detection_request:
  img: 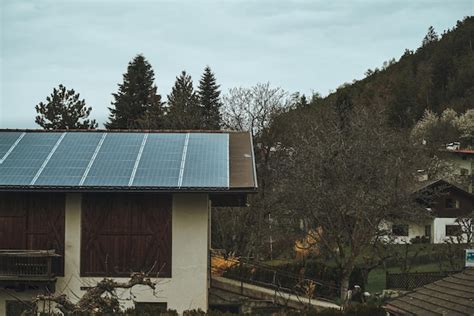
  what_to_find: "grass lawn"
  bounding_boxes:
[366,262,446,293]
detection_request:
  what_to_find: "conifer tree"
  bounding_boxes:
[106,55,164,129]
[422,26,439,46]
[166,71,200,129]
[35,84,98,130]
[197,66,222,129]
[334,89,353,131]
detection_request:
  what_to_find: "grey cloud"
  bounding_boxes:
[1,0,471,128]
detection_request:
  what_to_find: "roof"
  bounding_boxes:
[414,179,474,217]
[0,130,257,192]
[414,179,472,197]
[384,268,474,315]
[444,149,474,155]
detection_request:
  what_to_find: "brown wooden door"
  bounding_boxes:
[81,193,172,277]
[0,193,26,249]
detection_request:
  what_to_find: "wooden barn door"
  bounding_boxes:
[0,193,27,249]
[81,193,172,277]
[0,192,65,275]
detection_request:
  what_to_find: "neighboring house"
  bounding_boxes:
[0,130,257,315]
[384,268,474,315]
[439,148,474,193]
[389,179,474,244]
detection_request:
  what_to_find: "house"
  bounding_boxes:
[439,148,474,193]
[383,268,474,315]
[389,179,474,244]
[0,130,257,315]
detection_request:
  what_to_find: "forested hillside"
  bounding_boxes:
[307,17,473,128]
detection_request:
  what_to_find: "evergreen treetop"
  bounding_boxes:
[166,71,201,129]
[197,66,222,129]
[35,84,98,130]
[106,54,164,129]
[422,26,439,46]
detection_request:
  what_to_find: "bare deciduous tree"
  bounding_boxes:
[213,83,292,259]
[222,82,290,136]
[279,104,427,304]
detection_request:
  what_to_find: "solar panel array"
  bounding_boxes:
[0,132,229,189]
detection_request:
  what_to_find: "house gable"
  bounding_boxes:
[415,179,474,218]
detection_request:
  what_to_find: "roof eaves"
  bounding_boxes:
[0,128,249,134]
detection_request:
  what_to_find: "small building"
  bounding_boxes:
[0,130,257,315]
[439,148,474,193]
[384,268,474,315]
[389,179,474,244]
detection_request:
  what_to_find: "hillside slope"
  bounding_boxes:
[309,17,473,128]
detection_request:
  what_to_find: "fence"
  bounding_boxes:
[211,252,339,301]
[386,270,460,290]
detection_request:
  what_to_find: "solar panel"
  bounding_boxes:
[0,131,234,189]
[34,132,104,186]
[0,133,63,185]
[82,133,143,187]
[0,132,24,162]
[132,133,186,187]
[181,133,229,188]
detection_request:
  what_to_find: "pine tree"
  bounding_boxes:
[334,89,353,131]
[35,84,98,130]
[135,87,165,129]
[166,71,200,129]
[106,55,164,129]
[197,66,222,129]
[422,26,439,46]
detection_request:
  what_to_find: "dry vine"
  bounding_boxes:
[31,272,157,314]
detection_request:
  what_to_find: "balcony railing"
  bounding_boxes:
[0,250,60,283]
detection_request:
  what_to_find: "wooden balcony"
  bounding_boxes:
[0,250,60,289]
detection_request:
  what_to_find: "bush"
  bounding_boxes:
[409,236,430,244]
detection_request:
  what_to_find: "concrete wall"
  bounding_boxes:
[0,193,210,315]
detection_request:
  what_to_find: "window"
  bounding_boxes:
[446,225,462,236]
[424,225,431,237]
[445,198,460,209]
[392,224,409,236]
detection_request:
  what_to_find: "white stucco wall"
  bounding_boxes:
[381,218,471,245]
[392,223,427,244]
[0,193,210,315]
[380,220,429,244]
[432,217,463,244]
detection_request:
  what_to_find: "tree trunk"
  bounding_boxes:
[340,270,351,307]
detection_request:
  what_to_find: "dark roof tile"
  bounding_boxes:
[385,269,474,316]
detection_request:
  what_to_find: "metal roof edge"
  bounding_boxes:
[249,131,258,189]
[0,129,251,134]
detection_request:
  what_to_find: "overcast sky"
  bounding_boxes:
[1,0,472,128]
